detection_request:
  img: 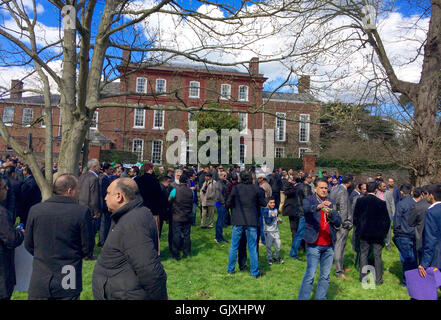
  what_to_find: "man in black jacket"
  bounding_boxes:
[0,177,24,300]
[353,182,390,285]
[98,162,113,247]
[92,178,167,300]
[17,165,41,228]
[226,171,267,278]
[25,174,94,300]
[408,186,431,265]
[393,184,418,285]
[169,173,194,259]
[267,170,282,209]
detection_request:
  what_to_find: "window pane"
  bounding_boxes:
[156,79,166,93]
[239,85,248,101]
[152,140,162,164]
[22,108,33,126]
[221,84,231,99]
[153,110,164,128]
[136,78,147,93]
[239,113,247,132]
[299,114,310,142]
[91,111,98,129]
[132,139,144,161]
[189,81,200,97]
[134,109,144,127]
[3,107,14,125]
[275,113,286,141]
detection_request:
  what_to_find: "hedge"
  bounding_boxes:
[316,158,396,174]
[100,150,138,164]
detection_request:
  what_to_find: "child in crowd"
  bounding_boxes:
[262,197,284,265]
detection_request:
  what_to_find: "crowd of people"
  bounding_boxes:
[0,155,440,300]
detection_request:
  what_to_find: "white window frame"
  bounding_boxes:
[156,78,166,95]
[299,147,310,158]
[220,84,231,100]
[22,108,33,127]
[275,112,286,142]
[3,107,14,126]
[299,114,310,143]
[239,112,248,134]
[275,147,285,158]
[90,111,98,130]
[151,140,163,164]
[153,109,165,130]
[189,81,200,98]
[238,85,249,102]
[133,108,146,128]
[132,139,144,161]
[136,77,147,93]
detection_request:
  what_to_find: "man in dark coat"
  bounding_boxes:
[282,177,301,248]
[0,177,24,300]
[2,166,21,223]
[353,181,390,285]
[168,173,194,259]
[226,171,267,278]
[98,163,113,247]
[298,178,341,300]
[419,183,441,278]
[267,170,282,209]
[92,178,167,300]
[17,165,41,228]
[135,162,167,226]
[78,158,102,259]
[393,184,417,285]
[408,186,431,265]
[25,174,94,300]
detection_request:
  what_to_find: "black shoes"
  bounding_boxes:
[251,273,263,279]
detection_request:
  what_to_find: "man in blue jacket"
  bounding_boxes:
[418,183,441,278]
[298,178,342,300]
[393,184,417,286]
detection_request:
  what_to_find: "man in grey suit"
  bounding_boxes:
[329,174,354,279]
[408,186,431,265]
[384,182,396,250]
[78,158,101,260]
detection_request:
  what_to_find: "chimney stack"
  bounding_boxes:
[10,80,24,99]
[122,49,131,65]
[298,75,310,94]
[249,57,259,76]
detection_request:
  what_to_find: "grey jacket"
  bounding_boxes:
[200,179,217,206]
[330,184,352,229]
[78,171,101,215]
[384,189,395,219]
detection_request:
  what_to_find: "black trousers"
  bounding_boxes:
[98,210,111,247]
[289,215,299,241]
[359,240,384,284]
[170,220,191,258]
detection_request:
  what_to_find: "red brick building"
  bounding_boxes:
[0,58,320,165]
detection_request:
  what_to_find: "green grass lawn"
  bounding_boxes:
[12,209,411,300]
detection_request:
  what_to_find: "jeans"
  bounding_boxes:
[394,236,418,285]
[273,192,280,210]
[298,244,334,300]
[290,215,305,258]
[228,226,260,276]
[265,231,281,262]
[215,204,227,242]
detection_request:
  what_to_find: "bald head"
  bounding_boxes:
[53,174,79,198]
[105,178,140,212]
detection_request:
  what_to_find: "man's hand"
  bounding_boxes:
[93,212,101,219]
[418,265,427,278]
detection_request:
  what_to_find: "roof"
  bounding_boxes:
[0,94,60,106]
[262,91,320,104]
[89,129,113,145]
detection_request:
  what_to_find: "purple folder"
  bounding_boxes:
[405,267,441,300]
